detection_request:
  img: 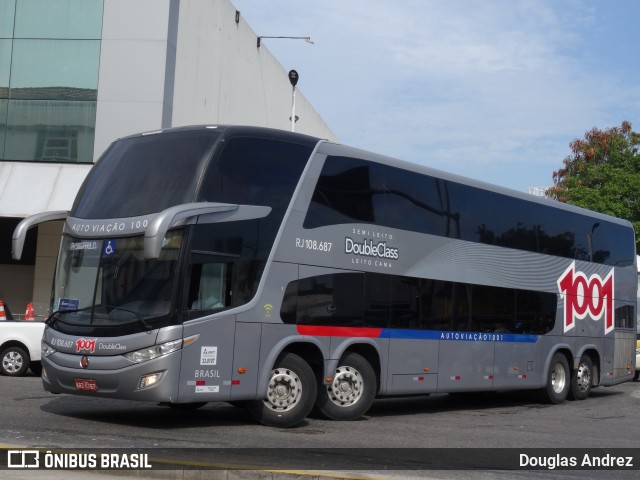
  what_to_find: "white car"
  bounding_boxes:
[0,320,45,376]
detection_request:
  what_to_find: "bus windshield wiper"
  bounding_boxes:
[46,304,153,332]
[92,304,154,332]
[45,308,79,328]
[46,306,101,328]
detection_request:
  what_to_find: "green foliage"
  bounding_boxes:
[546,121,640,253]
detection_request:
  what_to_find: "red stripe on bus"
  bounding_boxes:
[296,325,382,337]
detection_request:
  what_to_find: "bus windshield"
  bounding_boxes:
[72,130,219,219]
[51,231,183,332]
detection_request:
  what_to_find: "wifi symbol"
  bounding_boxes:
[264,304,273,317]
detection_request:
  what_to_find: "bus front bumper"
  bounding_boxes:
[40,352,181,403]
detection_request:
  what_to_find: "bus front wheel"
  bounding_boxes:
[569,356,593,401]
[246,353,316,428]
[316,352,376,421]
[539,352,570,404]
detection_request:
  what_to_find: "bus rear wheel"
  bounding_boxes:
[539,352,570,404]
[316,352,376,421]
[569,356,593,401]
[246,352,316,428]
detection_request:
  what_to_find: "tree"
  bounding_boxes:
[546,121,640,254]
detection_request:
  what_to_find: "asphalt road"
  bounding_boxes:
[1,373,639,479]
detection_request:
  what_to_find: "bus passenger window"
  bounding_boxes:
[189,263,227,311]
[296,273,364,326]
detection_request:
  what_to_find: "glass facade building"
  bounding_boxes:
[0,0,335,321]
[0,0,103,163]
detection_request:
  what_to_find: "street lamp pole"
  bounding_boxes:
[288,70,298,132]
[256,36,312,132]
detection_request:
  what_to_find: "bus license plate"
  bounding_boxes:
[75,378,98,391]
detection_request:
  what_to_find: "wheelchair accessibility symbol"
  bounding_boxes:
[104,240,116,256]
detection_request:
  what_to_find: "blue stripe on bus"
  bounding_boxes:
[297,325,539,343]
[381,329,538,343]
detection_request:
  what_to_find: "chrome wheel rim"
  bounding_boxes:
[3,351,23,374]
[327,366,364,407]
[551,362,567,394]
[263,367,302,412]
[575,362,592,393]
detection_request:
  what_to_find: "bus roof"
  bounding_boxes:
[109,125,632,230]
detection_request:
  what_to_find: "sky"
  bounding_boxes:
[231,0,640,194]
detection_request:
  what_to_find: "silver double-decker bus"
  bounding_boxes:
[13,125,637,427]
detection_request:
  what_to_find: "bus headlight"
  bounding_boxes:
[41,340,57,357]
[123,339,182,364]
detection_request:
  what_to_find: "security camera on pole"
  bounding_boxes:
[289,69,298,132]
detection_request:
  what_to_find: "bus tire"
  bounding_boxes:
[246,352,316,428]
[539,352,570,404]
[316,352,376,421]
[569,356,593,401]
[1,346,30,376]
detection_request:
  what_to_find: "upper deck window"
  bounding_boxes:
[72,130,219,218]
[304,156,445,234]
[304,156,635,267]
[197,136,313,212]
